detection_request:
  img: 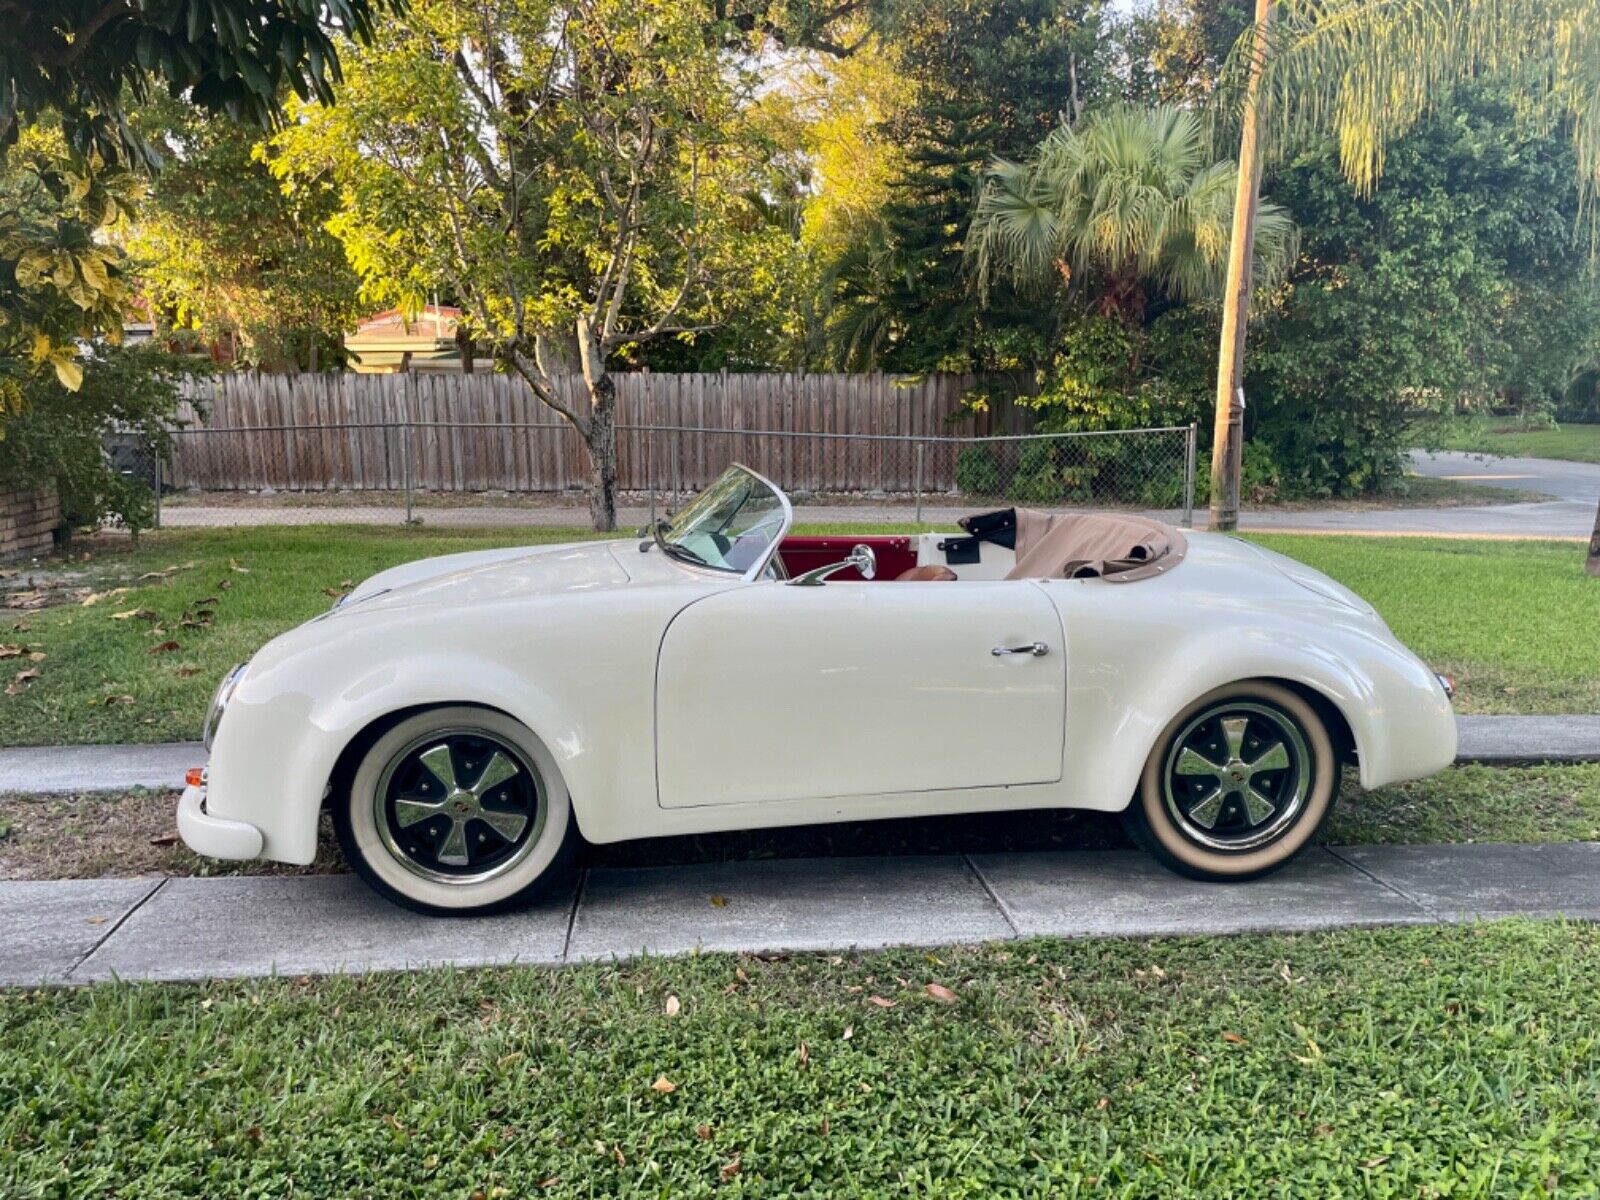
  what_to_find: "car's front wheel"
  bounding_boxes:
[334,706,578,915]
[1123,681,1338,881]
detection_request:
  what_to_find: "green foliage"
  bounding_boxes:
[1249,86,1600,495]
[953,443,1004,496]
[0,345,196,536]
[968,105,1297,321]
[0,129,138,413]
[819,0,1112,372]
[5,922,1600,1194]
[125,95,361,370]
[0,0,391,166]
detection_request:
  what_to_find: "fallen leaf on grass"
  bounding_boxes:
[176,666,202,678]
[216,579,235,591]
[103,694,135,706]
[664,994,681,1016]
[136,562,196,581]
[148,641,181,655]
[1221,1031,1247,1045]
[867,996,897,1009]
[924,983,958,1005]
[537,1178,561,1190]
[0,644,23,658]
[149,833,179,847]
[695,1124,713,1141]
[6,667,42,694]
[797,1041,810,1067]
[228,558,250,573]
[841,1025,853,1040]
[1362,1156,1391,1169]
[111,609,160,622]
[650,1076,676,1094]
[720,1158,742,1180]
[81,587,130,606]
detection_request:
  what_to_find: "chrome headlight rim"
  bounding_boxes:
[203,662,248,751]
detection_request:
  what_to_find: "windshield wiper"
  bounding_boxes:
[656,533,713,568]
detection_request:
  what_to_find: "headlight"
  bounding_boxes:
[203,663,248,751]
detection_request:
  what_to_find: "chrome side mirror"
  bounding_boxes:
[789,543,877,586]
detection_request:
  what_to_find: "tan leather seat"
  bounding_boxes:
[895,564,958,582]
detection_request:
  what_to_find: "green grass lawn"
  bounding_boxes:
[1413,416,1600,464]
[1247,534,1600,715]
[3,920,1597,1196]
[1,524,1594,746]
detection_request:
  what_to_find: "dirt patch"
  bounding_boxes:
[0,790,344,881]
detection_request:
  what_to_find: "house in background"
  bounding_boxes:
[345,305,477,374]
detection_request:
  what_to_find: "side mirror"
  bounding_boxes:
[848,543,877,580]
[789,542,878,586]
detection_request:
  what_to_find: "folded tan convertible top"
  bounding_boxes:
[1005,509,1186,582]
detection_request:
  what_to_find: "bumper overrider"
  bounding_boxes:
[177,663,264,861]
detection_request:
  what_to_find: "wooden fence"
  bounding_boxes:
[168,371,1040,494]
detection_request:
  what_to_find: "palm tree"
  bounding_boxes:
[1209,0,1600,531]
[966,104,1298,327]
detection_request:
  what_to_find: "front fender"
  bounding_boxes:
[203,592,675,864]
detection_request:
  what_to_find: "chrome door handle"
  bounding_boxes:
[992,642,1049,657]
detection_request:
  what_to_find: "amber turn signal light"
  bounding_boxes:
[185,767,206,788]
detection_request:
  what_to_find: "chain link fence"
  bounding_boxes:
[124,421,1196,530]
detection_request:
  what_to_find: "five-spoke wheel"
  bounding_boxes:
[1124,682,1337,880]
[334,707,577,914]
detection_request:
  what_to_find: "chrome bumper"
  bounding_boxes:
[177,781,264,860]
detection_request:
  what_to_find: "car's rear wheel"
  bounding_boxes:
[1123,681,1338,881]
[334,706,578,915]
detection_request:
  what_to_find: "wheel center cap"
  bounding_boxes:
[1227,766,1248,784]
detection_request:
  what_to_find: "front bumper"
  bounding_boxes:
[177,782,264,860]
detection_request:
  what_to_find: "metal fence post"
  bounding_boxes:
[1182,423,1198,529]
[914,442,925,525]
[153,444,162,530]
[671,427,682,512]
[647,428,657,527]
[401,421,414,525]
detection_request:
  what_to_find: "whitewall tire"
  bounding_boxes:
[334,706,578,915]
[1123,681,1338,881]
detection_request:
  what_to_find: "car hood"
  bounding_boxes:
[336,540,633,614]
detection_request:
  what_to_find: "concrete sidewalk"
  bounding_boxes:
[5,841,1598,987]
[4,714,1596,795]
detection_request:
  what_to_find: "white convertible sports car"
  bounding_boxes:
[179,464,1457,914]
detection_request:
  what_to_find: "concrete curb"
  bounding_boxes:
[4,842,1597,988]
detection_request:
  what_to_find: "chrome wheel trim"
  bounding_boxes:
[372,727,547,886]
[1161,701,1312,852]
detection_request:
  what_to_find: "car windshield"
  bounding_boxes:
[656,466,788,575]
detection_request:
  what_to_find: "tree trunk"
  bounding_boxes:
[576,316,619,532]
[1208,0,1274,532]
[1588,494,1600,577]
[585,376,619,532]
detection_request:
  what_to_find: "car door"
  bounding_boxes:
[655,580,1065,809]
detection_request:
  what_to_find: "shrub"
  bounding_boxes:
[0,346,199,539]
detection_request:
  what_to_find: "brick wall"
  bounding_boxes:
[0,484,61,561]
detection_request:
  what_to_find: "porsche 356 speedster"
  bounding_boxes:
[179,464,1456,914]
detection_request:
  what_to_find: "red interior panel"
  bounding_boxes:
[777,535,917,582]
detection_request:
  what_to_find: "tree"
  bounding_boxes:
[0,0,388,410]
[967,105,1296,325]
[0,0,389,163]
[273,0,786,530]
[1206,0,1600,530]
[0,129,136,417]
[126,95,361,370]
[816,0,1111,372]
[1249,85,1600,495]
